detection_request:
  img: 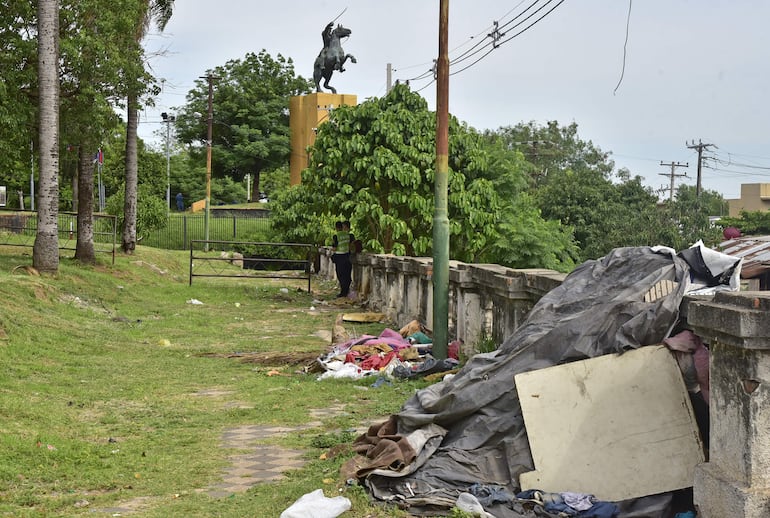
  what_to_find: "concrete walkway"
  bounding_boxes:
[203,404,350,498]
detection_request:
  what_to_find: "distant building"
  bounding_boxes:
[727,183,770,217]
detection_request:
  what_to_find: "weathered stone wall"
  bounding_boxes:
[318,249,565,352]
[687,292,770,518]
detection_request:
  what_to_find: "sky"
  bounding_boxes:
[139,0,770,201]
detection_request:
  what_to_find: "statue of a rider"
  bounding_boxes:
[314,20,356,93]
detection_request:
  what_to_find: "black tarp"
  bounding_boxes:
[360,246,694,517]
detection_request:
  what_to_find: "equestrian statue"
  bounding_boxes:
[314,22,356,94]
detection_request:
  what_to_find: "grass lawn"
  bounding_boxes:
[0,245,431,517]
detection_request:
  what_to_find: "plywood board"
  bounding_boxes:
[516,345,704,501]
[342,312,386,323]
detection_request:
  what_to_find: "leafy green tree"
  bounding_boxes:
[0,2,37,198]
[174,50,313,200]
[56,0,145,263]
[271,85,578,271]
[492,121,614,189]
[664,185,728,247]
[494,121,698,260]
[105,184,166,239]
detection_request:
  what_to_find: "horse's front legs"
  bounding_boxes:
[338,54,357,73]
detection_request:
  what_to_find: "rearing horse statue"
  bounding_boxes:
[314,22,357,94]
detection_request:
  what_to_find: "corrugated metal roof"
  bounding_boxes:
[719,237,770,278]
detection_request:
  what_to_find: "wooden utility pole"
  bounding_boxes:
[433,0,450,359]
[659,161,688,201]
[201,74,217,251]
[686,140,715,197]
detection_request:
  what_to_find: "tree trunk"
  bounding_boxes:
[75,146,95,263]
[122,93,139,253]
[71,173,78,213]
[33,0,60,273]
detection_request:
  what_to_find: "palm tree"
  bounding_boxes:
[33,0,60,272]
[122,0,174,253]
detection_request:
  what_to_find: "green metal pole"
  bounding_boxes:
[432,0,450,359]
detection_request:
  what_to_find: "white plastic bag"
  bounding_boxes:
[280,489,351,518]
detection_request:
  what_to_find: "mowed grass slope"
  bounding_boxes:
[0,245,423,517]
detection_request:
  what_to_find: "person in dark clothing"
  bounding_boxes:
[176,192,184,211]
[332,220,354,298]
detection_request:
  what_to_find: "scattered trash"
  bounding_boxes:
[371,377,392,389]
[234,302,241,308]
[280,489,351,518]
[158,339,171,347]
[310,306,316,311]
[280,288,289,294]
[186,299,203,305]
[456,493,494,518]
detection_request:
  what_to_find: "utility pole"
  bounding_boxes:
[386,63,392,94]
[433,0,450,360]
[162,112,176,215]
[686,139,715,197]
[659,161,688,201]
[201,74,217,251]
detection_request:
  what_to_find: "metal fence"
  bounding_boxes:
[141,211,272,250]
[189,239,314,291]
[0,209,116,262]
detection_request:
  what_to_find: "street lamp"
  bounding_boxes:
[161,112,176,215]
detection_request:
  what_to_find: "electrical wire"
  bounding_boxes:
[450,0,566,77]
[613,0,632,95]
[394,0,551,86]
[448,0,545,69]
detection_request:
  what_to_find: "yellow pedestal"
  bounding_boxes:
[289,93,357,185]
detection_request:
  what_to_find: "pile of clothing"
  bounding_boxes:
[316,324,459,381]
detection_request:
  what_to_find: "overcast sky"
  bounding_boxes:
[139,0,770,200]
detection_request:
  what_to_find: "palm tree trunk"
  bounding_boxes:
[122,93,139,253]
[33,0,60,273]
[75,146,95,263]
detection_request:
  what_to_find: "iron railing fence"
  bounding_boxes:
[141,212,272,250]
[0,209,116,262]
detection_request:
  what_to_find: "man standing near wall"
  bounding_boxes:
[332,220,354,298]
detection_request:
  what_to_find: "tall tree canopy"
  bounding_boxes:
[271,85,579,271]
[492,121,727,261]
[175,50,313,203]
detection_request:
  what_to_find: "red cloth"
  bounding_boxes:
[361,350,398,371]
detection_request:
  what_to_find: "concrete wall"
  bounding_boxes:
[318,249,565,353]
[688,292,770,517]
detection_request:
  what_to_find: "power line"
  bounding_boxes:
[450,0,566,77]
[395,0,565,85]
